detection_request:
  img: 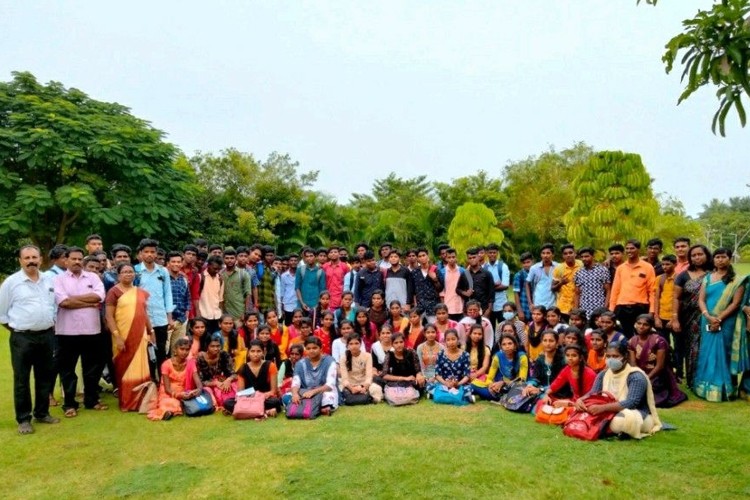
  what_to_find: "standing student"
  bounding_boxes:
[1,245,59,434]
[609,239,656,338]
[644,238,665,276]
[673,237,691,276]
[465,247,495,319]
[181,244,202,320]
[438,248,471,321]
[355,251,385,308]
[197,255,224,336]
[604,243,625,284]
[53,247,107,417]
[256,246,278,314]
[412,247,441,322]
[166,251,191,354]
[134,238,174,371]
[653,254,677,343]
[484,243,510,328]
[295,247,327,315]
[280,253,299,325]
[221,247,252,325]
[551,244,583,321]
[384,249,414,312]
[526,244,559,310]
[322,246,349,310]
[513,252,534,322]
[377,242,392,270]
[342,257,361,305]
[573,247,611,320]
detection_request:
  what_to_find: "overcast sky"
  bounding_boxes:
[2,0,747,216]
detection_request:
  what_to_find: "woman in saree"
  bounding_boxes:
[105,263,154,412]
[628,314,687,408]
[694,248,747,402]
[574,340,662,440]
[191,332,237,409]
[672,244,712,387]
[286,336,339,415]
[148,338,202,420]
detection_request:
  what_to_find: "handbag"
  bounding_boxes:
[432,385,469,406]
[181,389,215,417]
[498,380,535,413]
[384,385,420,406]
[285,393,323,419]
[562,392,618,441]
[342,389,373,406]
[233,393,266,420]
[534,400,572,425]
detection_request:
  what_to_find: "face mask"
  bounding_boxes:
[606,358,624,371]
[502,312,515,321]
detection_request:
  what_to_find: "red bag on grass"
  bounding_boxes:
[562,392,617,441]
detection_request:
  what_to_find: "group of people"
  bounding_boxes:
[1,234,749,439]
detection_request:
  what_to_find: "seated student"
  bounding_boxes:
[256,325,282,368]
[574,340,663,439]
[382,333,426,392]
[546,306,567,340]
[465,324,491,384]
[598,311,625,345]
[194,332,238,409]
[458,300,494,349]
[314,311,336,355]
[334,291,356,325]
[522,330,567,402]
[286,309,305,355]
[473,334,528,401]
[403,308,426,349]
[236,340,282,417]
[354,307,379,352]
[434,303,458,344]
[188,317,208,360]
[628,314,687,408]
[562,327,588,355]
[313,291,332,328]
[587,330,607,373]
[416,324,444,393]
[339,333,383,404]
[236,310,260,371]
[539,344,596,408]
[525,306,548,362]
[433,329,474,403]
[265,309,288,361]
[331,320,355,364]
[386,300,409,333]
[148,338,202,420]
[372,324,394,382]
[495,303,527,349]
[214,314,240,372]
[279,344,304,395]
[368,290,389,331]
[568,309,592,348]
[288,318,314,354]
[286,336,339,416]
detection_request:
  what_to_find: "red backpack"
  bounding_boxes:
[562,392,618,441]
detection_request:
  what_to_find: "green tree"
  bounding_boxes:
[564,151,660,250]
[0,71,195,258]
[447,202,505,262]
[699,196,750,253]
[502,143,594,253]
[653,194,704,245]
[641,0,750,135]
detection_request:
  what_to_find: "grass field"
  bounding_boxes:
[1,328,750,499]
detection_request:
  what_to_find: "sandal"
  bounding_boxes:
[49,395,59,407]
[64,408,77,418]
[89,402,109,411]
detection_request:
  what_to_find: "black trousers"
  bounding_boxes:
[283,311,295,326]
[10,328,55,423]
[614,304,649,339]
[153,325,169,369]
[58,334,104,410]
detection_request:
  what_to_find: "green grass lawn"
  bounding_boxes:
[1,329,750,499]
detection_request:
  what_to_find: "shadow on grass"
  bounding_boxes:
[102,462,206,498]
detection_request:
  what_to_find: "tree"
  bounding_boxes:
[652,194,704,245]
[447,202,505,262]
[502,143,594,253]
[564,151,660,250]
[699,196,750,253]
[0,71,196,258]
[641,0,750,135]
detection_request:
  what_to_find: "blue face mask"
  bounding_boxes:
[606,358,624,372]
[502,312,515,321]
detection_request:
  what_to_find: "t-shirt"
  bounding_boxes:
[574,264,611,317]
[656,273,676,320]
[526,262,558,309]
[552,260,583,314]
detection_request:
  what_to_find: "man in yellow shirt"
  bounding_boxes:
[654,254,680,377]
[551,244,583,321]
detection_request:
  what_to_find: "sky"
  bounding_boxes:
[1,0,747,216]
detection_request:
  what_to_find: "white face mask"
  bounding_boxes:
[606,358,624,371]
[502,312,515,321]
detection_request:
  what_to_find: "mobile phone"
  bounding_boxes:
[705,324,712,332]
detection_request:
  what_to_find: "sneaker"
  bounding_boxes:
[18,421,34,435]
[470,395,476,404]
[35,415,60,424]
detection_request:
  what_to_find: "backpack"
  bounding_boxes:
[199,271,223,294]
[438,266,473,290]
[483,260,503,283]
[562,392,618,441]
[299,265,323,285]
